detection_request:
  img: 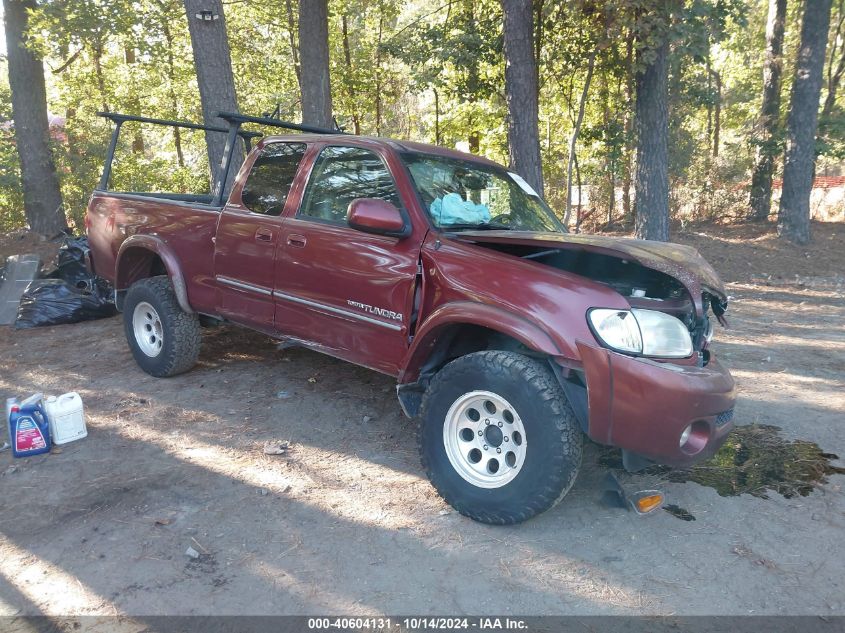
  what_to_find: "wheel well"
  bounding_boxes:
[150,256,167,276]
[419,324,537,377]
[397,324,543,418]
[115,248,167,310]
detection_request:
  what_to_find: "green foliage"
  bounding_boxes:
[0,62,25,231]
[0,136,26,231]
[1,0,844,231]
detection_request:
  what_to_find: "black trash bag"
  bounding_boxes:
[14,279,117,329]
[44,235,94,291]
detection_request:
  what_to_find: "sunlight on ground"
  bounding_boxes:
[0,338,666,614]
[731,370,844,392]
[721,333,845,353]
[690,231,776,246]
[0,595,14,615]
[0,536,113,615]
[98,405,423,530]
[58,382,655,611]
[96,407,656,611]
[246,558,381,614]
[487,544,656,610]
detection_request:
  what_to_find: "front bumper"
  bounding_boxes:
[574,340,736,468]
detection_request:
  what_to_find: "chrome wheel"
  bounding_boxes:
[132,301,164,357]
[443,390,527,489]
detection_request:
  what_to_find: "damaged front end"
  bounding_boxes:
[451,231,729,365]
[451,230,736,470]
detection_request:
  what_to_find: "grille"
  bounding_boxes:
[715,409,734,427]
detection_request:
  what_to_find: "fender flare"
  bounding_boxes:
[399,300,572,383]
[116,235,193,314]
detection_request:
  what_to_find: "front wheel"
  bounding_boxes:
[419,351,582,525]
[123,276,201,377]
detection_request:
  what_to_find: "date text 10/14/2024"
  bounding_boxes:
[308,618,529,631]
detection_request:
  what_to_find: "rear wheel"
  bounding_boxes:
[123,276,201,377]
[419,351,582,525]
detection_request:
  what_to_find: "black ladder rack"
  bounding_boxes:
[96,111,262,195]
[215,111,343,136]
[96,110,345,205]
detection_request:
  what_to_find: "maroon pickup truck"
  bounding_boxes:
[86,112,735,524]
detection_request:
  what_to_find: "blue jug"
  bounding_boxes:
[9,396,51,458]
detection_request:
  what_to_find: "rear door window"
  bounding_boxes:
[240,142,307,216]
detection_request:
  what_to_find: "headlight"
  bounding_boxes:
[588,308,693,358]
[588,309,642,354]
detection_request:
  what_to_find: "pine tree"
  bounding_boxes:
[3,0,66,236]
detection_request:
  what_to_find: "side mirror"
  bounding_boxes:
[347,198,409,238]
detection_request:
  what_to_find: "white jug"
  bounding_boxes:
[44,392,87,445]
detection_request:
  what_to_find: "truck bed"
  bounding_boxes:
[86,191,220,314]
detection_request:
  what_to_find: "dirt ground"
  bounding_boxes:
[0,221,844,619]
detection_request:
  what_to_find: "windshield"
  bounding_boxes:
[401,153,565,232]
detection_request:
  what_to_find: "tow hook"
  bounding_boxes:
[602,472,665,515]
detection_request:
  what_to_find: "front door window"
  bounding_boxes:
[299,146,401,223]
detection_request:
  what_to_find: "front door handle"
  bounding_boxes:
[287,234,307,248]
[255,227,274,243]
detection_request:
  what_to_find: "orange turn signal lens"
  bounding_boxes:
[635,494,664,514]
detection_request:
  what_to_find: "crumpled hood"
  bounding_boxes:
[450,230,728,306]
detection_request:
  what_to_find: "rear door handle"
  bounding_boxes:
[255,227,274,243]
[287,234,307,248]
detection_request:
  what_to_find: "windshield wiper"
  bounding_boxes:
[441,222,513,232]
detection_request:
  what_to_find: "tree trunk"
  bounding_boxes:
[434,88,441,145]
[3,0,66,236]
[634,39,670,242]
[341,14,361,135]
[563,49,596,226]
[126,48,145,155]
[92,43,110,113]
[574,151,583,232]
[183,0,241,193]
[298,0,334,129]
[501,0,544,196]
[534,0,544,90]
[375,1,384,135]
[464,2,481,153]
[706,52,713,151]
[602,72,615,226]
[711,69,721,158]
[778,0,833,244]
[284,0,302,93]
[749,0,788,222]
[822,0,845,119]
[161,18,185,168]
[469,130,480,154]
[622,34,634,222]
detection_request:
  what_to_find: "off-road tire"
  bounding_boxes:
[123,275,201,377]
[419,351,583,525]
